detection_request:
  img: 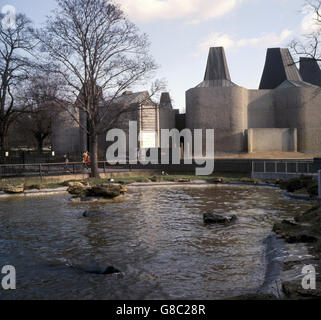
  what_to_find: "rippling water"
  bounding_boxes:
[0,185,313,300]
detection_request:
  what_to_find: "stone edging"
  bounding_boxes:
[0,187,68,198]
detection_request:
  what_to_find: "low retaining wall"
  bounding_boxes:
[0,170,160,185]
[248,128,298,152]
[252,172,317,180]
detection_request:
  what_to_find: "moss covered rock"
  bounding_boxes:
[3,185,25,194]
[151,176,164,183]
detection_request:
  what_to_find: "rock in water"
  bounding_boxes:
[67,185,88,197]
[3,185,24,194]
[204,213,237,225]
[87,185,122,198]
[83,210,105,218]
[102,266,121,275]
[68,184,127,199]
[70,259,121,275]
[85,266,120,275]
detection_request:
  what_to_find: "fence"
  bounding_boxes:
[251,160,317,180]
[0,162,127,179]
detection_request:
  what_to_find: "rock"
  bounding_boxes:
[68,184,127,200]
[3,185,24,194]
[283,281,321,299]
[273,221,318,243]
[286,234,318,244]
[25,184,44,190]
[295,205,321,223]
[70,260,121,275]
[279,175,315,193]
[67,181,86,188]
[240,177,254,183]
[85,266,121,275]
[119,185,128,194]
[281,220,298,227]
[136,178,152,183]
[151,176,163,183]
[87,185,122,198]
[211,177,224,184]
[177,178,191,183]
[101,266,121,275]
[67,185,88,197]
[204,213,237,225]
[83,210,105,218]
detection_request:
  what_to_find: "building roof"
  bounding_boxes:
[112,91,155,106]
[259,48,303,89]
[197,47,237,88]
[276,80,317,89]
[159,92,173,109]
[300,57,321,87]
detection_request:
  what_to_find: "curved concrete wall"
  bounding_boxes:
[186,86,248,153]
[186,85,321,154]
[275,87,321,153]
[248,90,275,128]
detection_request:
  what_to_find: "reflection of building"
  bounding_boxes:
[186,47,321,154]
[52,46,321,158]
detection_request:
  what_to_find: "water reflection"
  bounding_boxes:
[0,185,313,300]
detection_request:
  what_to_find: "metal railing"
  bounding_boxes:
[252,160,316,175]
[0,161,127,179]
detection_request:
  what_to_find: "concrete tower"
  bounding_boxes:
[259,48,303,89]
[300,57,321,87]
[160,92,173,109]
[197,47,237,88]
[186,47,247,153]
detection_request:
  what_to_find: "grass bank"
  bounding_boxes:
[0,172,254,191]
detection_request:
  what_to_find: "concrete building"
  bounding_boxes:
[52,46,321,158]
[185,47,321,154]
[52,90,178,159]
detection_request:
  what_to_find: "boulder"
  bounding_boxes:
[70,260,121,275]
[87,185,122,198]
[68,184,127,199]
[211,177,224,184]
[84,266,120,275]
[67,185,88,197]
[204,213,237,225]
[25,184,44,190]
[119,185,128,194]
[3,185,24,194]
[136,178,152,183]
[83,210,105,218]
[151,176,163,183]
[273,220,318,243]
[67,181,86,188]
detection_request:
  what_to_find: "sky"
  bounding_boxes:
[0,0,317,112]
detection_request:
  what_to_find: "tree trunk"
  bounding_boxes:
[37,137,44,153]
[0,128,8,151]
[38,139,43,153]
[90,133,100,178]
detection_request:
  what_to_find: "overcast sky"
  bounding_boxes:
[1,0,316,111]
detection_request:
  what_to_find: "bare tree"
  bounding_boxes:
[36,0,162,177]
[18,74,61,152]
[289,0,321,61]
[0,13,35,152]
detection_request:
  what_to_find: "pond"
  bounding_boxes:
[0,185,313,300]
